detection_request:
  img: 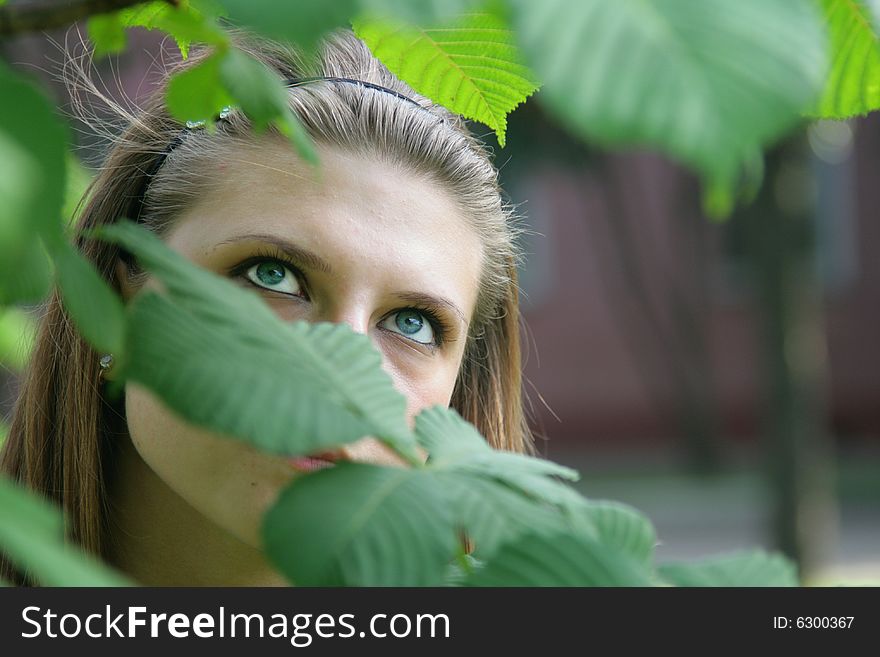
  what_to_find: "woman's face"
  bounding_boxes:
[121,139,483,549]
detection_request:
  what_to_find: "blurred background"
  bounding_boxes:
[501,103,880,585]
[1,25,878,585]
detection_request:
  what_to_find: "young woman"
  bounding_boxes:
[1,30,530,585]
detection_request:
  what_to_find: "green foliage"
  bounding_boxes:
[49,240,126,356]
[584,500,658,569]
[0,241,53,307]
[437,473,581,559]
[87,13,127,58]
[93,220,418,461]
[219,49,317,163]
[265,463,457,586]
[0,476,132,586]
[0,63,66,304]
[414,406,594,562]
[416,406,580,500]
[262,404,602,586]
[217,0,490,55]
[0,64,117,354]
[465,530,654,586]
[126,0,229,55]
[220,0,357,52]
[166,51,235,124]
[90,0,228,59]
[815,0,880,118]
[0,130,43,299]
[354,11,539,146]
[165,46,317,163]
[508,0,828,216]
[407,409,657,580]
[62,154,94,228]
[658,551,799,587]
[0,307,36,371]
[218,49,287,130]
[358,0,482,25]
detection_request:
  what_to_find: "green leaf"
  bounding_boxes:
[87,13,128,58]
[273,110,319,166]
[219,0,356,52]
[93,220,418,460]
[584,500,657,569]
[265,403,599,586]
[465,529,654,586]
[815,0,880,118]
[264,463,456,586]
[0,239,53,306]
[219,49,318,163]
[509,0,827,205]
[0,130,41,272]
[358,0,482,25]
[0,307,37,371]
[415,406,595,559]
[118,0,228,58]
[0,476,132,586]
[124,292,412,457]
[63,153,93,228]
[416,406,582,506]
[445,550,481,585]
[189,0,228,16]
[0,63,66,302]
[435,471,583,559]
[166,51,234,124]
[354,11,539,146]
[48,240,126,355]
[219,49,282,129]
[658,550,799,587]
[0,419,7,450]
[118,0,169,27]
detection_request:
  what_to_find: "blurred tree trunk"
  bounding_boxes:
[742,145,838,580]
[599,159,723,475]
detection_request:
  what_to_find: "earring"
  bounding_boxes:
[98,354,114,378]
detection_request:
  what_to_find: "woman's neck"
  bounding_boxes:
[106,435,288,586]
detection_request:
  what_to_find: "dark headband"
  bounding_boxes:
[130,76,430,224]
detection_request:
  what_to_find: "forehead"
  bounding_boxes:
[167,138,484,318]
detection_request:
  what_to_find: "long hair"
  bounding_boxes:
[0,29,531,585]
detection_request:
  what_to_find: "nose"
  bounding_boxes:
[314,300,372,338]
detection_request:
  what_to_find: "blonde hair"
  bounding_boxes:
[1,30,531,585]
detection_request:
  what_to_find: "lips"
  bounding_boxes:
[287,449,346,473]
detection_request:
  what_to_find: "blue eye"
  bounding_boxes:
[381,309,435,345]
[245,260,302,296]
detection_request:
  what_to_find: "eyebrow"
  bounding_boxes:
[395,291,467,327]
[214,233,333,274]
[214,233,468,327]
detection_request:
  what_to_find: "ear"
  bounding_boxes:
[114,257,136,303]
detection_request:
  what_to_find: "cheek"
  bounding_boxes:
[123,382,295,548]
[382,353,464,427]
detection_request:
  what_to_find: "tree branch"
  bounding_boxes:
[0,0,176,37]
